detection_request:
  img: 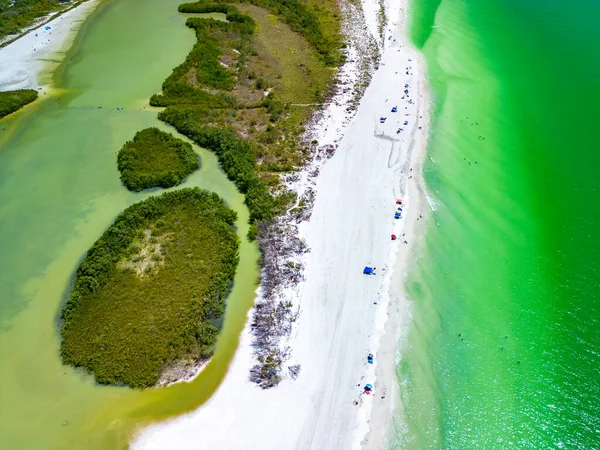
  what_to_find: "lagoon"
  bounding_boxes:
[0,0,259,448]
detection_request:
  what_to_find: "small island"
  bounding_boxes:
[60,188,239,388]
[117,127,199,192]
[0,89,38,119]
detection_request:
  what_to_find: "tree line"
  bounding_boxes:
[0,0,73,40]
[0,89,37,119]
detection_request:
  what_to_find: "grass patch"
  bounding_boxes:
[0,89,38,119]
[117,127,199,192]
[60,188,240,388]
[150,3,339,236]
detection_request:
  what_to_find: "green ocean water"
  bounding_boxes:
[0,1,259,448]
[393,0,600,448]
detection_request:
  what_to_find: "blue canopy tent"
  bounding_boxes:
[363,267,374,275]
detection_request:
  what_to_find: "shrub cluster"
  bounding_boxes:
[179,2,256,34]
[0,89,38,119]
[150,7,277,232]
[117,127,199,192]
[179,0,340,65]
[60,188,240,388]
[149,3,338,237]
[159,107,275,225]
[150,14,250,108]
[0,0,67,39]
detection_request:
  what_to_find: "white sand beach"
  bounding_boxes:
[0,0,99,92]
[133,0,431,447]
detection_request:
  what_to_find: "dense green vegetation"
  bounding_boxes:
[179,0,341,66]
[117,127,199,192]
[0,89,38,118]
[60,188,239,388]
[0,0,75,41]
[151,2,339,236]
[158,111,275,225]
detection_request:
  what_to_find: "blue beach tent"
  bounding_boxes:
[363,267,374,275]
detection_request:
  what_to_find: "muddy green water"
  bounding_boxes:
[0,1,258,448]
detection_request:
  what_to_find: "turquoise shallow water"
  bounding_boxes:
[392,0,600,448]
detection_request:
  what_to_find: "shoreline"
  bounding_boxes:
[0,1,89,48]
[0,0,100,92]
[133,0,431,447]
[361,0,433,446]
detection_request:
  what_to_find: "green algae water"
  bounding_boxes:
[0,0,259,448]
[392,0,600,447]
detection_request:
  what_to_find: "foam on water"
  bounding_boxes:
[390,0,600,447]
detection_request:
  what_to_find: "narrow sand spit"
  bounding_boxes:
[0,0,99,92]
[133,0,430,448]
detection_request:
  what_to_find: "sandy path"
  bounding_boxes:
[133,0,430,447]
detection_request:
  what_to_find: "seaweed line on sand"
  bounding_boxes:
[248,0,380,389]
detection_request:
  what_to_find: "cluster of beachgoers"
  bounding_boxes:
[0,1,99,92]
